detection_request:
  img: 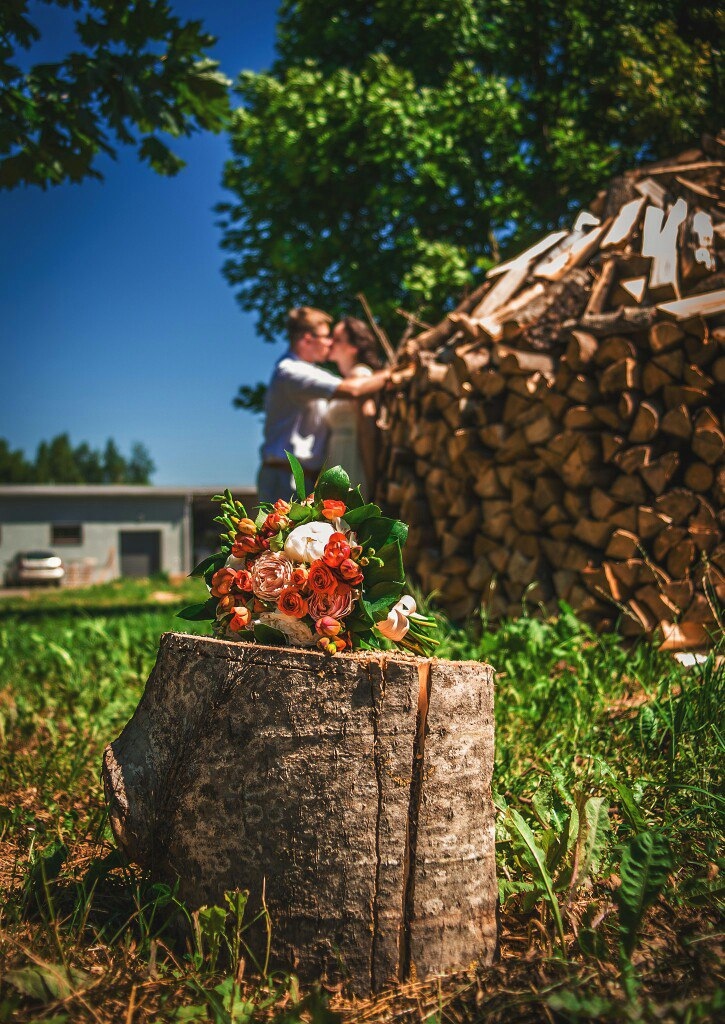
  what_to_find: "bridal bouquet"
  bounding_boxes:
[179,455,438,657]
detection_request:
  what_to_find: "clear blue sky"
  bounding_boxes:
[0,1,281,487]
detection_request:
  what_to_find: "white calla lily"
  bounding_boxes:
[374,595,417,642]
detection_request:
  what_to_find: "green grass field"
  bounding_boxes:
[0,579,722,1022]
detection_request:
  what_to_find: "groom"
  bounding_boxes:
[257,306,391,504]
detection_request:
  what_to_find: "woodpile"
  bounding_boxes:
[379,136,725,646]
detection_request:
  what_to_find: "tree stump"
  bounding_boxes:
[102,632,497,993]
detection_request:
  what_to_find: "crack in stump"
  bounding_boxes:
[399,660,431,980]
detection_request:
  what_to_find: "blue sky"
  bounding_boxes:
[0,1,281,486]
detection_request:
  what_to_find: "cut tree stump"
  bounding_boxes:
[102,632,497,994]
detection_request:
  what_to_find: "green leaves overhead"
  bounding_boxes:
[220,0,720,340]
[0,1,230,189]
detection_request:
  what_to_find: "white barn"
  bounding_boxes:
[0,485,256,585]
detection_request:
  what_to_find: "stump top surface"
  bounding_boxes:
[169,630,493,671]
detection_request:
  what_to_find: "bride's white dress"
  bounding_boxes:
[325,364,372,494]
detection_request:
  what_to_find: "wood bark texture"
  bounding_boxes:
[103,632,497,995]
[379,140,725,646]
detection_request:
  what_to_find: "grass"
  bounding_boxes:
[0,581,722,1022]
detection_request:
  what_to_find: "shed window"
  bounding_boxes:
[51,524,83,546]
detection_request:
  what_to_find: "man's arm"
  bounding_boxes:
[334,368,391,398]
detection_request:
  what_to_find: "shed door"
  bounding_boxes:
[119,531,161,577]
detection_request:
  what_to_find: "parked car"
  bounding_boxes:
[5,551,65,587]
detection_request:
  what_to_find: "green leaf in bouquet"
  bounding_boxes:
[255,507,268,529]
[347,603,375,630]
[288,502,317,523]
[315,464,351,501]
[346,485,366,510]
[178,597,218,621]
[343,502,382,528]
[357,516,408,551]
[363,540,404,588]
[269,531,285,551]
[365,580,405,607]
[253,623,289,647]
[189,553,226,578]
[364,591,405,622]
[285,450,307,500]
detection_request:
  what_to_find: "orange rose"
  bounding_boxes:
[277,588,308,619]
[232,535,260,557]
[290,566,309,589]
[273,499,291,514]
[323,532,351,568]
[233,569,253,592]
[211,567,237,597]
[236,518,258,536]
[320,499,346,521]
[216,594,236,615]
[262,512,290,535]
[308,560,337,594]
[337,558,364,585]
[228,606,252,632]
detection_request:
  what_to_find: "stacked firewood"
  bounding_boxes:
[380,136,725,645]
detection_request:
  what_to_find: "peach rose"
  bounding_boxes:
[235,518,258,536]
[251,551,294,601]
[307,584,354,621]
[273,499,291,514]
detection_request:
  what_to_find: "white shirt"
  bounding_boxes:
[261,351,341,468]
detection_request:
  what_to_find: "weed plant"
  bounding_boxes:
[0,586,722,1022]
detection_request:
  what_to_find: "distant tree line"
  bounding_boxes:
[0,435,155,485]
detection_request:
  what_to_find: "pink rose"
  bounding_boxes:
[307,584,355,621]
[251,551,293,602]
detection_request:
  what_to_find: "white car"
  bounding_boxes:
[5,551,65,587]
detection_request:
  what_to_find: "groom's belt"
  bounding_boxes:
[263,458,320,475]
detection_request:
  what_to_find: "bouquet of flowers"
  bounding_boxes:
[179,455,438,657]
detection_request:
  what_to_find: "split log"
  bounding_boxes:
[103,634,498,994]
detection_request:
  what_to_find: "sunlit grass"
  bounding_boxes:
[0,590,722,1022]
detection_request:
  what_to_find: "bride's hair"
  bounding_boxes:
[338,317,382,369]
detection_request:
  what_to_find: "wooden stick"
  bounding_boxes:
[395,308,433,332]
[356,292,396,364]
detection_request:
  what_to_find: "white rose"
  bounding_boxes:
[225,554,246,570]
[258,612,316,647]
[283,521,337,563]
[374,595,417,642]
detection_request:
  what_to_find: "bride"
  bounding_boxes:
[327,317,383,498]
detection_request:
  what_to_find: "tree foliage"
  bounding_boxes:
[219,0,722,340]
[0,0,230,189]
[0,434,156,483]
